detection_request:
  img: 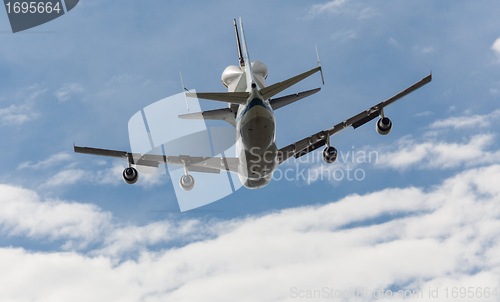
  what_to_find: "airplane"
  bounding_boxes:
[74,18,432,191]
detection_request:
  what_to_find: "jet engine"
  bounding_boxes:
[179,174,195,191]
[376,117,392,135]
[322,146,338,164]
[122,167,139,185]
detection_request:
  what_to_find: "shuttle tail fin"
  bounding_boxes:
[239,17,256,91]
[234,19,245,67]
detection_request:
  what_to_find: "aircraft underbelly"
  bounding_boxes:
[236,99,277,189]
[240,103,275,151]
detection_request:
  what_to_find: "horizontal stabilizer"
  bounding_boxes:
[178,108,237,127]
[185,92,249,105]
[270,88,321,111]
[260,66,321,100]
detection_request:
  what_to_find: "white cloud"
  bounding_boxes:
[330,29,357,42]
[307,0,376,19]
[421,46,435,54]
[309,0,348,16]
[40,160,166,188]
[2,165,500,300]
[357,7,377,19]
[413,45,435,54]
[388,37,399,48]
[138,172,167,188]
[54,83,84,102]
[492,37,500,58]
[0,184,110,246]
[95,219,205,257]
[18,152,73,170]
[0,84,46,126]
[16,83,47,101]
[0,183,203,253]
[303,133,496,184]
[98,74,145,98]
[377,134,500,170]
[43,169,87,187]
[414,110,433,117]
[430,109,500,129]
[92,161,124,186]
[0,104,38,126]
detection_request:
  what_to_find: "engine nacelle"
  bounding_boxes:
[179,174,195,191]
[122,167,139,185]
[376,117,392,135]
[322,146,338,164]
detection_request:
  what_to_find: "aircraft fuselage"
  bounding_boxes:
[236,90,278,189]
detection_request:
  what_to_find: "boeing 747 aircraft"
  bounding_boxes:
[74,18,432,191]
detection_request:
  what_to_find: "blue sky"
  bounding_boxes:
[1,0,500,301]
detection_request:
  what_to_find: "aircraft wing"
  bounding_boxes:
[277,74,432,164]
[74,146,240,174]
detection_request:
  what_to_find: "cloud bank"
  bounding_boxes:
[1,163,500,301]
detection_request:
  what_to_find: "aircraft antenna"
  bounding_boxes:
[315,45,325,85]
[180,71,190,112]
